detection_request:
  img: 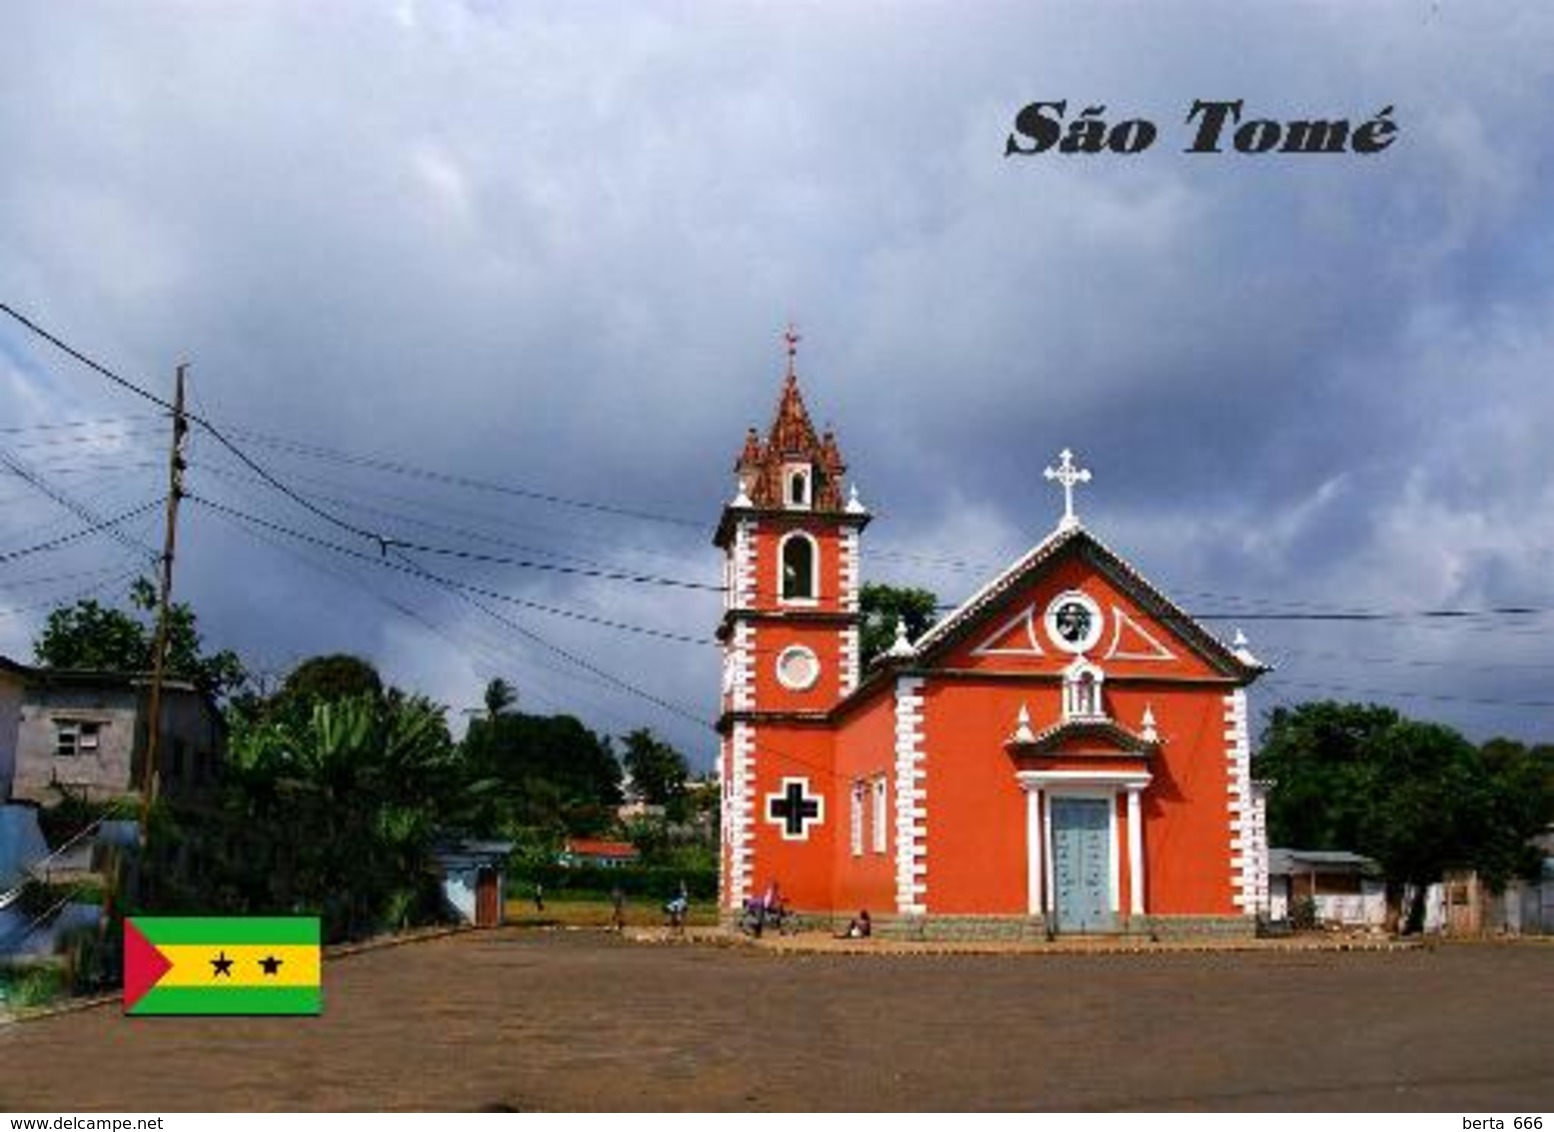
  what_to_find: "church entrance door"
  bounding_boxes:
[1051,797,1114,932]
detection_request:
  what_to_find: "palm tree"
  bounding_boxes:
[483,678,518,721]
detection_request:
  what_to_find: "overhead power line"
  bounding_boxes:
[192,494,714,645]
[0,498,165,565]
[221,425,707,530]
[1,448,159,564]
[186,494,720,593]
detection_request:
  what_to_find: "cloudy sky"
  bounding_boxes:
[3,1,1552,765]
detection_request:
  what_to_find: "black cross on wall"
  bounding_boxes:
[768,778,823,839]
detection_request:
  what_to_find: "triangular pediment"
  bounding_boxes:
[907,525,1263,680]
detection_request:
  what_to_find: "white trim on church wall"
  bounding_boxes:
[839,625,860,696]
[893,676,928,915]
[728,721,756,907]
[1224,689,1257,912]
[1104,605,1177,662]
[840,527,860,612]
[971,605,1046,657]
[733,518,757,607]
[840,527,861,693]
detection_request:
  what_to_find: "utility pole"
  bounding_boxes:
[138,364,189,850]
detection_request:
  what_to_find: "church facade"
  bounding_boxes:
[716,362,1271,937]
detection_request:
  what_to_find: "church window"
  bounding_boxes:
[850,781,866,856]
[871,776,889,854]
[1044,590,1103,654]
[780,532,818,602]
[775,645,821,691]
[784,463,812,509]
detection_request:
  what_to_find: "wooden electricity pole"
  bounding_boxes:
[138,364,189,849]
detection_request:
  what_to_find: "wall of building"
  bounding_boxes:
[831,689,898,917]
[13,685,140,804]
[12,683,222,805]
[740,719,836,913]
[909,547,1243,920]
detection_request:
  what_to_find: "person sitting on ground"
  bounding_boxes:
[839,909,872,939]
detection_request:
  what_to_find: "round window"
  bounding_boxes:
[1044,591,1103,654]
[775,645,822,691]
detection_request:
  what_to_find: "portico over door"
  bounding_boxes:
[1019,770,1151,931]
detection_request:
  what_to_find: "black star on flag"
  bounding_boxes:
[259,954,283,976]
[209,951,234,978]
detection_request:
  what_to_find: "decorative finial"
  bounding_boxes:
[1141,704,1158,744]
[886,618,914,659]
[1011,703,1036,744]
[845,483,867,515]
[1231,628,1265,668]
[784,322,801,377]
[732,475,752,508]
[1043,448,1092,531]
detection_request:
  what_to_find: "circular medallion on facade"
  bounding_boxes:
[775,645,822,691]
[1044,590,1103,654]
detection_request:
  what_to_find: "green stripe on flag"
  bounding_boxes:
[128,985,322,1016]
[133,917,321,946]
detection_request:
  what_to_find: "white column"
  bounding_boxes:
[1025,786,1043,916]
[1042,794,1056,918]
[1127,785,1145,916]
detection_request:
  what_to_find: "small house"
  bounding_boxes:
[433,840,513,928]
[559,837,640,869]
[1268,848,1386,927]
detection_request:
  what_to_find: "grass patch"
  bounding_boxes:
[0,962,68,1012]
[503,897,719,929]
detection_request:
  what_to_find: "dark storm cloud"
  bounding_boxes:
[3,1,1554,759]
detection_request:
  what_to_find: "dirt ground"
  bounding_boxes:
[3,930,1551,1111]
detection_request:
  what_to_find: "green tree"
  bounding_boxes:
[462,711,622,835]
[859,582,939,666]
[34,576,246,698]
[1255,701,1554,931]
[185,693,472,942]
[620,728,690,817]
[280,653,383,707]
[483,677,518,720]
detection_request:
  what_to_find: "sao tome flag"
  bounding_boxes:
[124,917,322,1016]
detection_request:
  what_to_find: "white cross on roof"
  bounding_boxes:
[1044,448,1092,531]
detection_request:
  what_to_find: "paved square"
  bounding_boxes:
[3,932,1551,1110]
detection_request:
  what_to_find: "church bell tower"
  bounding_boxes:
[714,332,869,910]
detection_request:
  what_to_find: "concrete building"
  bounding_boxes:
[1,655,224,806]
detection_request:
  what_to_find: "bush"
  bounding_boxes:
[0,963,67,1011]
[1290,894,1318,931]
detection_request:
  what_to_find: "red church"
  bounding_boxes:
[716,354,1272,938]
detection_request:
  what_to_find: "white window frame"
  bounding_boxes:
[783,462,813,510]
[775,645,821,692]
[850,780,866,857]
[778,530,820,605]
[55,719,102,758]
[871,776,889,854]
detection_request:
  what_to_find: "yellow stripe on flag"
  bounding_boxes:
[158,944,321,988]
